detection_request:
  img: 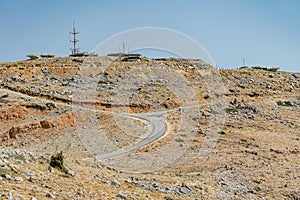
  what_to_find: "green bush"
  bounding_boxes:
[277,100,293,107]
[50,151,68,173]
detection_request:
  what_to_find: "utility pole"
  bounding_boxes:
[69,22,79,55]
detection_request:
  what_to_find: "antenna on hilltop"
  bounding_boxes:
[69,22,79,55]
[242,57,246,66]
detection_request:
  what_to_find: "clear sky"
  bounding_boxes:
[0,0,299,72]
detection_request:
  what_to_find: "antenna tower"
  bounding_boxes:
[69,22,79,55]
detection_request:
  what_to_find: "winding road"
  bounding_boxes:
[0,88,170,161]
[88,112,168,161]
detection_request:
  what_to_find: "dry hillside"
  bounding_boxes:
[0,56,299,199]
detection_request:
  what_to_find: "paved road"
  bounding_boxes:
[0,88,170,161]
[88,113,167,161]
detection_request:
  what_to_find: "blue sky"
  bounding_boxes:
[0,0,299,71]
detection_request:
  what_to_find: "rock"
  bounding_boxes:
[270,148,283,154]
[0,160,6,168]
[124,178,132,183]
[8,126,21,139]
[218,131,226,135]
[15,160,23,164]
[48,166,54,173]
[229,88,239,93]
[5,174,12,180]
[59,174,70,178]
[0,93,9,98]
[40,120,54,129]
[248,91,259,97]
[25,104,47,111]
[45,103,56,110]
[203,94,210,99]
[10,164,19,173]
[269,74,275,78]
[111,179,121,187]
[31,197,38,200]
[292,73,299,78]
[61,81,69,86]
[24,173,34,180]
[178,182,192,194]
[15,176,23,182]
[46,192,56,198]
[117,192,127,199]
[0,176,3,181]
[68,170,75,177]
[178,186,190,194]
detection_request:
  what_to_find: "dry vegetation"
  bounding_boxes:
[0,56,299,199]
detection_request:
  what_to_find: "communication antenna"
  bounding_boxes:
[242,57,246,66]
[69,22,79,55]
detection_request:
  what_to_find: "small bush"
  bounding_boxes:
[225,108,238,113]
[50,151,68,173]
[175,138,184,143]
[277,100,293,107]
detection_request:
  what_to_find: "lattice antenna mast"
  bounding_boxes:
[69,22,79,54]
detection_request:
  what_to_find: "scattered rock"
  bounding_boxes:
[117,192,127,199]
[292,73,299,78]
[4,174,12,180]
[10,164,19,173]
[229,88,239,93]
[270,148,283,154]
[248,91,259,97]
[0,160,7,168]
[0,93,9,98]
[269,74,275,78]
[8,126,21,139]
[48,166,54,173]
[45,102,56,109]
[218,131,226,135]
[244,150,258,155]
[68,170,75,177]
[40,120,54,129]
[178,186,190,194]
[111,179,121,187]
[25,104,47,111]
[15,176,24,182]
[203,94,210,99]
[46,192,56,199]
[59,174,70,178]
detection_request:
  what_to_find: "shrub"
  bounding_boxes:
[50,151,68,173]
[277,100,293,107]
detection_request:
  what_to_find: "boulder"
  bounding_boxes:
[8,127,21,139]
[40,120,54,129]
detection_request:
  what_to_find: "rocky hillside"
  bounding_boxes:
[0,56,299,199]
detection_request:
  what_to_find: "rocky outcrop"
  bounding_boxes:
[1,113,74,145]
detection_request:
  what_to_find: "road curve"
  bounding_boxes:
[0,88,169,161]
[87,113,167,161]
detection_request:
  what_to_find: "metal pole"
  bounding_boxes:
[69,22,79,55]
